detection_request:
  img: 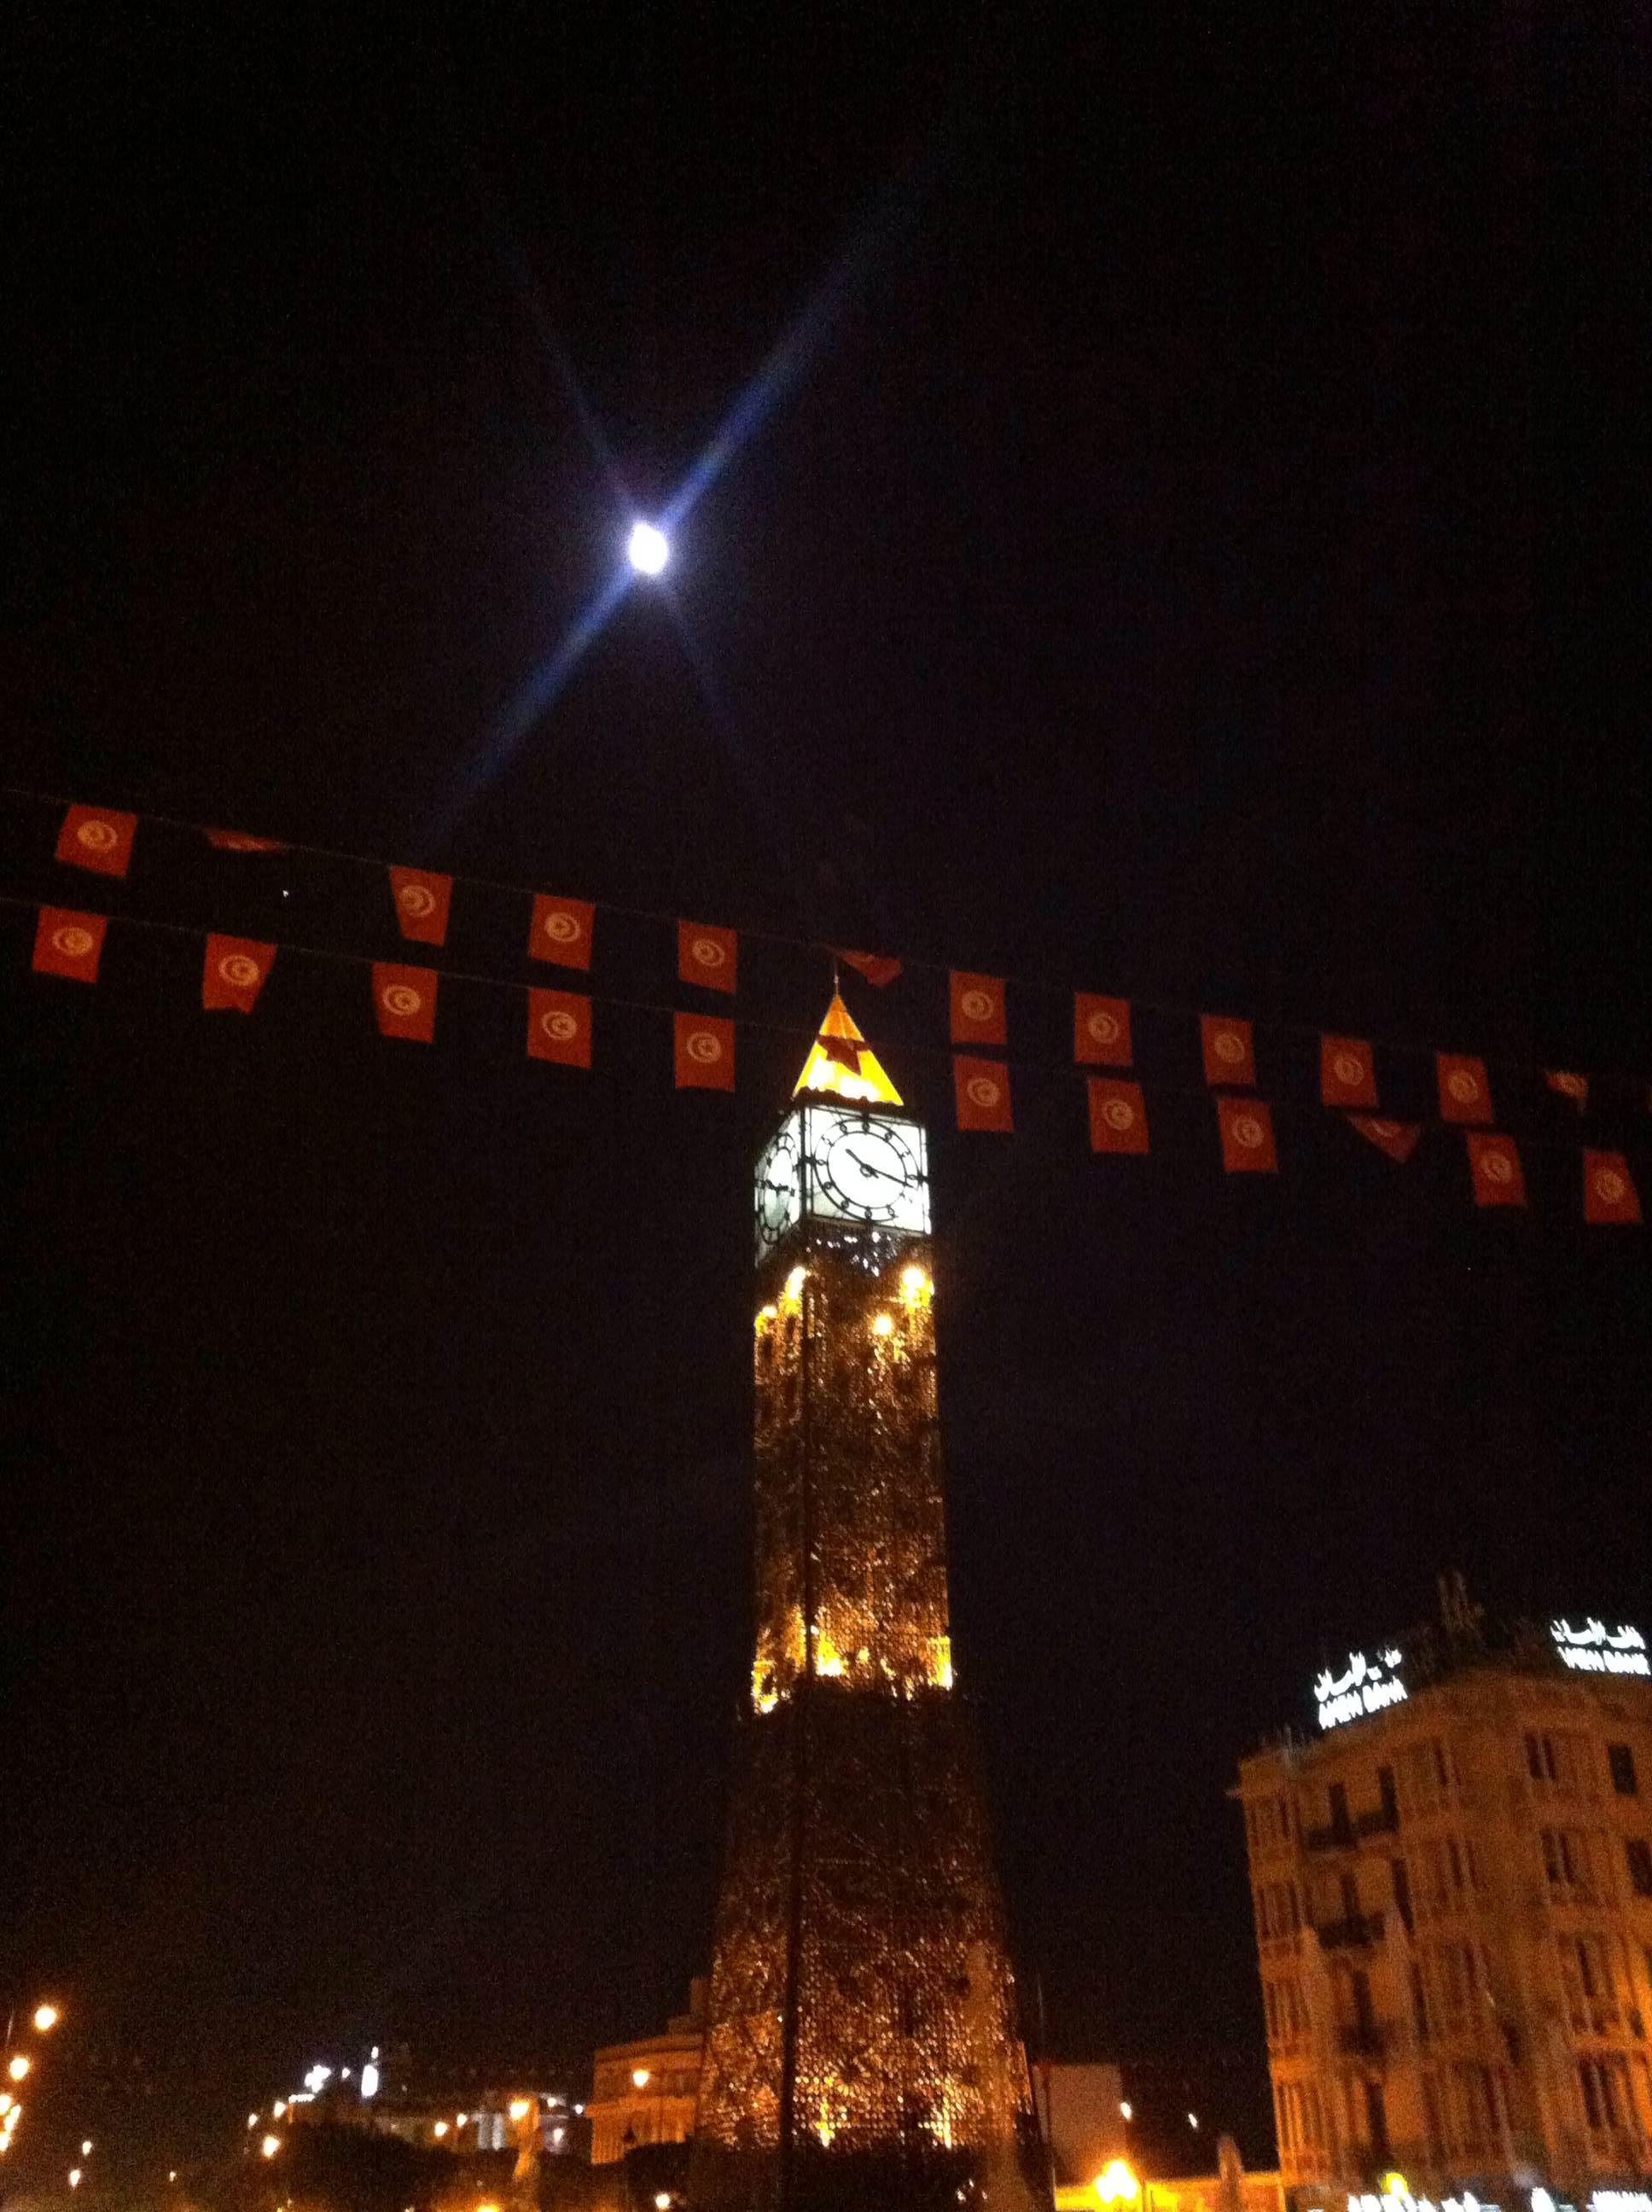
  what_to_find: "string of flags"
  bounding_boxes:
[8,794,1647,1228]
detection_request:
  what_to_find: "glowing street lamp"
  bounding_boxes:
[1094,2162,1140,2205]
[8,2058,31,2084]
[625,521,670,577]
[259,2136,282,2161]
[32,2006,61,2035]
[631,2069,651,2092]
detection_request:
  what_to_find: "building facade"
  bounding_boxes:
[586,1986,707,2165]
[1236,1591,1652,2209]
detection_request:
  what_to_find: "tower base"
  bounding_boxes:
[691,1685,1042,2212]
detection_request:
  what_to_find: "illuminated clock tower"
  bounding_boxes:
[693,998,1037,2212]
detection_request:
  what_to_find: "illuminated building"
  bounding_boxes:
[1235,1578,1652,2209]
[692,997,1037,2210]
[586,1984,707,2164]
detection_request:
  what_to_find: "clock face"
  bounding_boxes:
[753,1123,803,1257]
[806,1107,930,1234]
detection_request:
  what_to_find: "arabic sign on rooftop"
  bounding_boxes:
[1550,1618,1649,1677]
[1314,1649,1407,1732]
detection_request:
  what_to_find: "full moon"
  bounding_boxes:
[626,520,670,575]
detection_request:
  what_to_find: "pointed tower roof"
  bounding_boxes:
[792,993,904,1108]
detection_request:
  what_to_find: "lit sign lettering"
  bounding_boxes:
[1316,1649,1407,1731]
[1591,2196,1652,2212]
[1550,1619,1649,1677]
[1349,2192,1502,2212]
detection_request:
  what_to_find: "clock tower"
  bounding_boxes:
[693,997,1038,2212]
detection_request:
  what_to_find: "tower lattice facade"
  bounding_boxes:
[693,1000,1038,2212]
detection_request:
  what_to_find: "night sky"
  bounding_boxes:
[3,5,1649,2194]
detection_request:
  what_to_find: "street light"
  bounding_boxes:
[69,2169,83,2189]
[260,2136,282,2161]
[8,2058,31,2083]
[32,2007,61,2035]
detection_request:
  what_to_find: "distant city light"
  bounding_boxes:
[273,2103,286,2120]
[1120,2102,1132,2121]
[433,2122,449,2139]
[247,2116,258,2130]
[82,2141,93,2157]
[69,2169,83,2189]
[509,2100,532,2122]
[1188,2112,1200,2129]
[32,2006,61,2034]
[304,2066,331,2094]
[8,2060,31,2083]
[260,2135,282,2161]
[359,2066,380,2100]
[656,2195,673,2209]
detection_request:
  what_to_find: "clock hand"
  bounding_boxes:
[847,1149,894,1182]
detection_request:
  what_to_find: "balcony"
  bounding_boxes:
[1318,1911,1387,1951]
[1305,1822,1358,1854]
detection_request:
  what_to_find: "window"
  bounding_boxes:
[1393,1856,1414,1933]
[1257,1879,1300,1939]
[1411,1961,1432,2044]
[1542,1826,1598,1900]
[1528,1732,1556,1782]
[1627,1838,1652,1897]
[1609,1743,1639,1796]
[1579,2054,1631,2133]
[1421,2071,1446,2153]
[1329,1780,1351,1836]
[1379,1764,1399,1825]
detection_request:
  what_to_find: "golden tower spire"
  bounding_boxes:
[791,992,903,1107]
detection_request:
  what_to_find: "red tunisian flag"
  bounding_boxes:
[1583,1150,1641,1225]
[526,989,591,1068]
[1349,1115,1422,1164]
[1545,1069,1589,1113]
[56,805,137,878]
[1074,993,1132,1067]
[33,906,107,981]
[528,894,595,970]
[835,948,902,988]
[954,1056,1013,1132]
[1466,1132,1526,1208]
[678,920,738,993]
[1201,1014,1256,1087]
[1217,1095,1278,1173]
[951,972,1006,1046]
[203,827,288,853]
[1437,1052,1493,1124]
[388,867,451,946]
[202,934,276,1012]
[372,962,438,1042]
[1088,1078,1149,1154]
[675,1012,736,1091]
[1320,1034,1377,1108]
